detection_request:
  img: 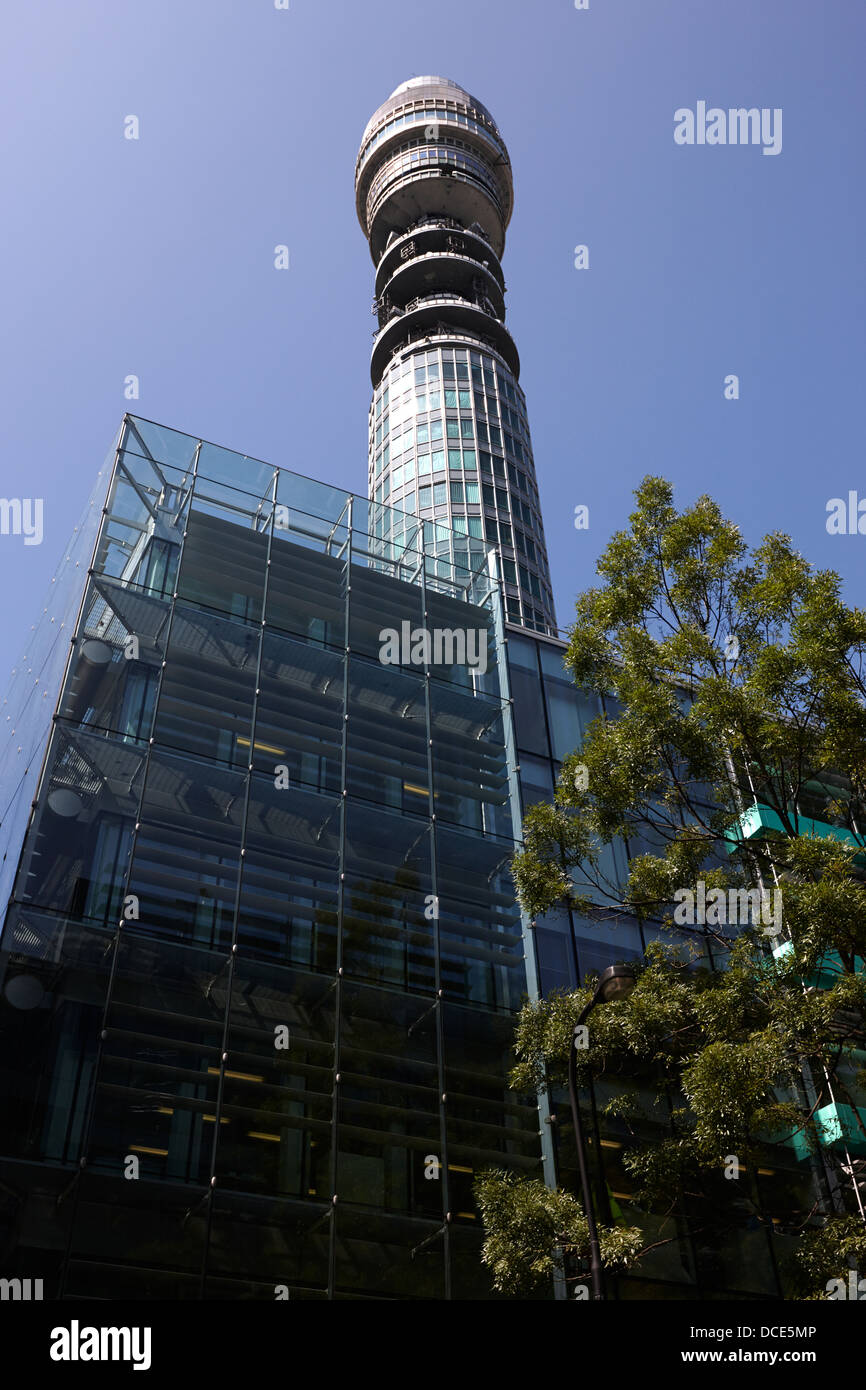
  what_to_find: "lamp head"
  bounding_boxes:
[595,963,637,1005]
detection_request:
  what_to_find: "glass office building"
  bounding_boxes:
[356,77,557,636]
[0,415,555,1300]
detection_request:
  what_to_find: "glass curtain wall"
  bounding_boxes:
[370,343,554,634]
[0,415,549,1300]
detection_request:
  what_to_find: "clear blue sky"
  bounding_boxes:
[1,0,864,674]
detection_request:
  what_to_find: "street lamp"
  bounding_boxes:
[567,962,637,1300]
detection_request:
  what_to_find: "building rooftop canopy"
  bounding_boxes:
[359,74,501,148]
[123,413,500,600]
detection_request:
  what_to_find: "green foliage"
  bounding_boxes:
[485,478,866,1299]
[475,1170,642,1296]
[517,477,866,923]
[790,1216,866,1299]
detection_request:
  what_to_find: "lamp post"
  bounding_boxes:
[567,962,637,1301]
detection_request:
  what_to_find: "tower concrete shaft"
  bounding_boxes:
[356,76,556,634]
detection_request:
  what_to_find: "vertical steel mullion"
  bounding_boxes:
[327,495,353,1299]
[490,554,562,1296]
[421,554,451,1298]
[59,432,201,1298]
[199,467,279,1297]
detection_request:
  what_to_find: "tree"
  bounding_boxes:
[478,478,866,1298]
